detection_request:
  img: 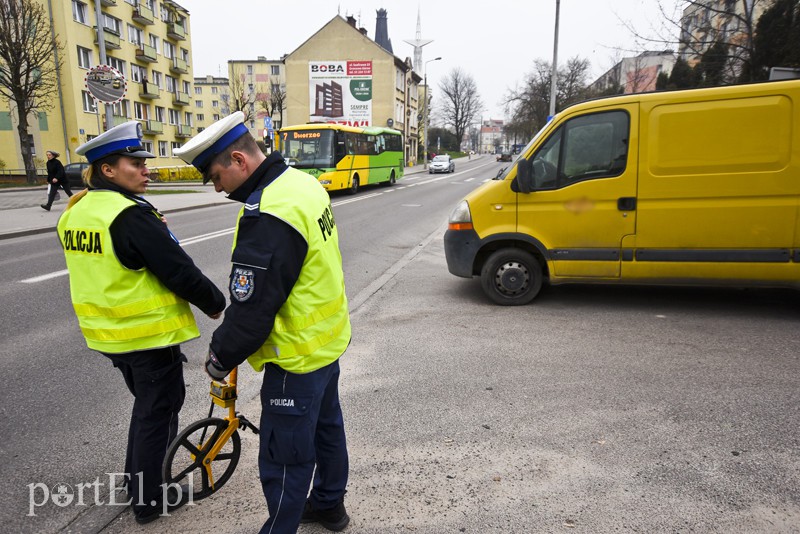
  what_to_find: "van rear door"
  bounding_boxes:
[517,104,638,278]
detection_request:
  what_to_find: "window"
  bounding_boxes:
[182,81,191,94]
[159,141,168,157]
[142,141,153,154]
[195,100,203,108]
[102,14,122,35]
[165,75,176,93]
[160,4,169,22]
[112,99,129,118]
[271,65,280,75]
[130,64,147,83]
[213,114,220,121]
[194,86,202,94]
[168,109,179,125]
[149,34,160,53]
[171,142,181,156]
[151,70,162,88]
[134,102,149,120]
[250,120,255,129]
[248,83,254,93]
[81,91,96,112]
[247,65,253,75]
[212,100,218,108]
[107,57,125,74]
[271,83,280,94]
[181,48,189,62]
[127,24,143,45]
[72,1,87,23]
[197,113,204,121]
[211,86,218,94]
[155,106,165,122]
[163,41,174,59]
[77,46,92,69]
[184,112,192,126]
[530,110,630,189]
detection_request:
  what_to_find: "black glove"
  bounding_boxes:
[205,349,230,381]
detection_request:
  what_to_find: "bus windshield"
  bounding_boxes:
[282,130,335,169]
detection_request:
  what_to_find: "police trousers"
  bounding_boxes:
[103,345,186,512]
[258,359,348,534]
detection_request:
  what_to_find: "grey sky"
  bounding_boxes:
[179,1,679,121]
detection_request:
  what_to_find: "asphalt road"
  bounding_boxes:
[2,156,799,533]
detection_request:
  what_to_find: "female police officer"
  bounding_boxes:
[175,112,352,533]
[58,121,226,524]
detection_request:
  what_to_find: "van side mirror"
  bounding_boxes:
[515,159,533,193]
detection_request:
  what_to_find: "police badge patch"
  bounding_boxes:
[231,267,255,302]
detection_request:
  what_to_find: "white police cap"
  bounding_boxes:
[174,111,248,180]
[76,121,155,163]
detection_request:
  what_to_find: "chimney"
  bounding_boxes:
[346,15,356,27]
[359,27,368,36]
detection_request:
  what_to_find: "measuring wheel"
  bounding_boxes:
[163,416,241,500]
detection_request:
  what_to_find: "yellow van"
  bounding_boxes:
[444,79,800,305]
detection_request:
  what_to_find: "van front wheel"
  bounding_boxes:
[480,249,542,305]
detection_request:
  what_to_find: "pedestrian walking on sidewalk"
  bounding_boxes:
[176,111,352,533]
[41,150,72,211]
[57,121,226,525]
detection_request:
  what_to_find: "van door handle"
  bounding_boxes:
[617,197,636,211]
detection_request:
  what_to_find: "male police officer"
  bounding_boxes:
[59,121,226,524]
[175,112,351,533]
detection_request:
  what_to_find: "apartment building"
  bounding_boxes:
[192,75,229,134]
[226,57,285,143]
[589,51,677,94]
[283,14,421,164]
[679,0,774,67]
[0,0,194,171]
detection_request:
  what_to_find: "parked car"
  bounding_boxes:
[65,162,90,190]
[496,151,513,162]
[429,154,455,174]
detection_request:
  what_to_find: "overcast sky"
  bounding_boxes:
[178,0,681,120]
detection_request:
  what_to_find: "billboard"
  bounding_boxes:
[309,60,372,126]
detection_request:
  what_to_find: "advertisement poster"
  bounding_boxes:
[309,60,372,126]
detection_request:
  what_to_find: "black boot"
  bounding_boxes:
[301,500,350,531]
[40,204,50,211]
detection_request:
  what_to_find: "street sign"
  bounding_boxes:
[85,65,127,104]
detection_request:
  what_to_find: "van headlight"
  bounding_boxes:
[448,200,473,231]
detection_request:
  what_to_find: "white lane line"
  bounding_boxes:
[23,270,69,283]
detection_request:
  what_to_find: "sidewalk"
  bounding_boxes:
[0,164,428,240]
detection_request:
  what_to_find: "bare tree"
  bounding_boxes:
[254,76,287,128]
[0,0,62,183]
[227,64,266,124]
[437,68,484,152]
[503,57,591,140]
[620,0,774,83]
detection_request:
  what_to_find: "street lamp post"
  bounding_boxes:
[423,57,442,169]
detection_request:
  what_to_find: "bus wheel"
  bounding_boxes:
[348,176,360,195]
[385,171,396,186]
[480,248,542,305]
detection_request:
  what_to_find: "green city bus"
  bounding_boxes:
[278,123,404,194]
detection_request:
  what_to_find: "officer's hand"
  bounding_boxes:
[205,349,229,382]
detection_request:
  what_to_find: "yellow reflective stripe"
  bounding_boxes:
[73,293,182,318]
[81,313,196,342]
[272,291,345,332]
[271,312,348,357]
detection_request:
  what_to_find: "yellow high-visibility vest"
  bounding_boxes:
[237,168,351,374]
[57,190,199,353]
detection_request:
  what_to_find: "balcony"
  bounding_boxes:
[142,120,163,134]
[175,124,192,138]
[93,27,121,50]
[135,43,157,63]
[110,115,127,127]
[100,0,116,6]
[170,57,188,74]
[166,22,186,41]
[132,4,154,25]
[139,81,160,99]
[172,91,189,106]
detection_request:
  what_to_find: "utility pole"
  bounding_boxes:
[423,57,441,169]
[549,0,561,119]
